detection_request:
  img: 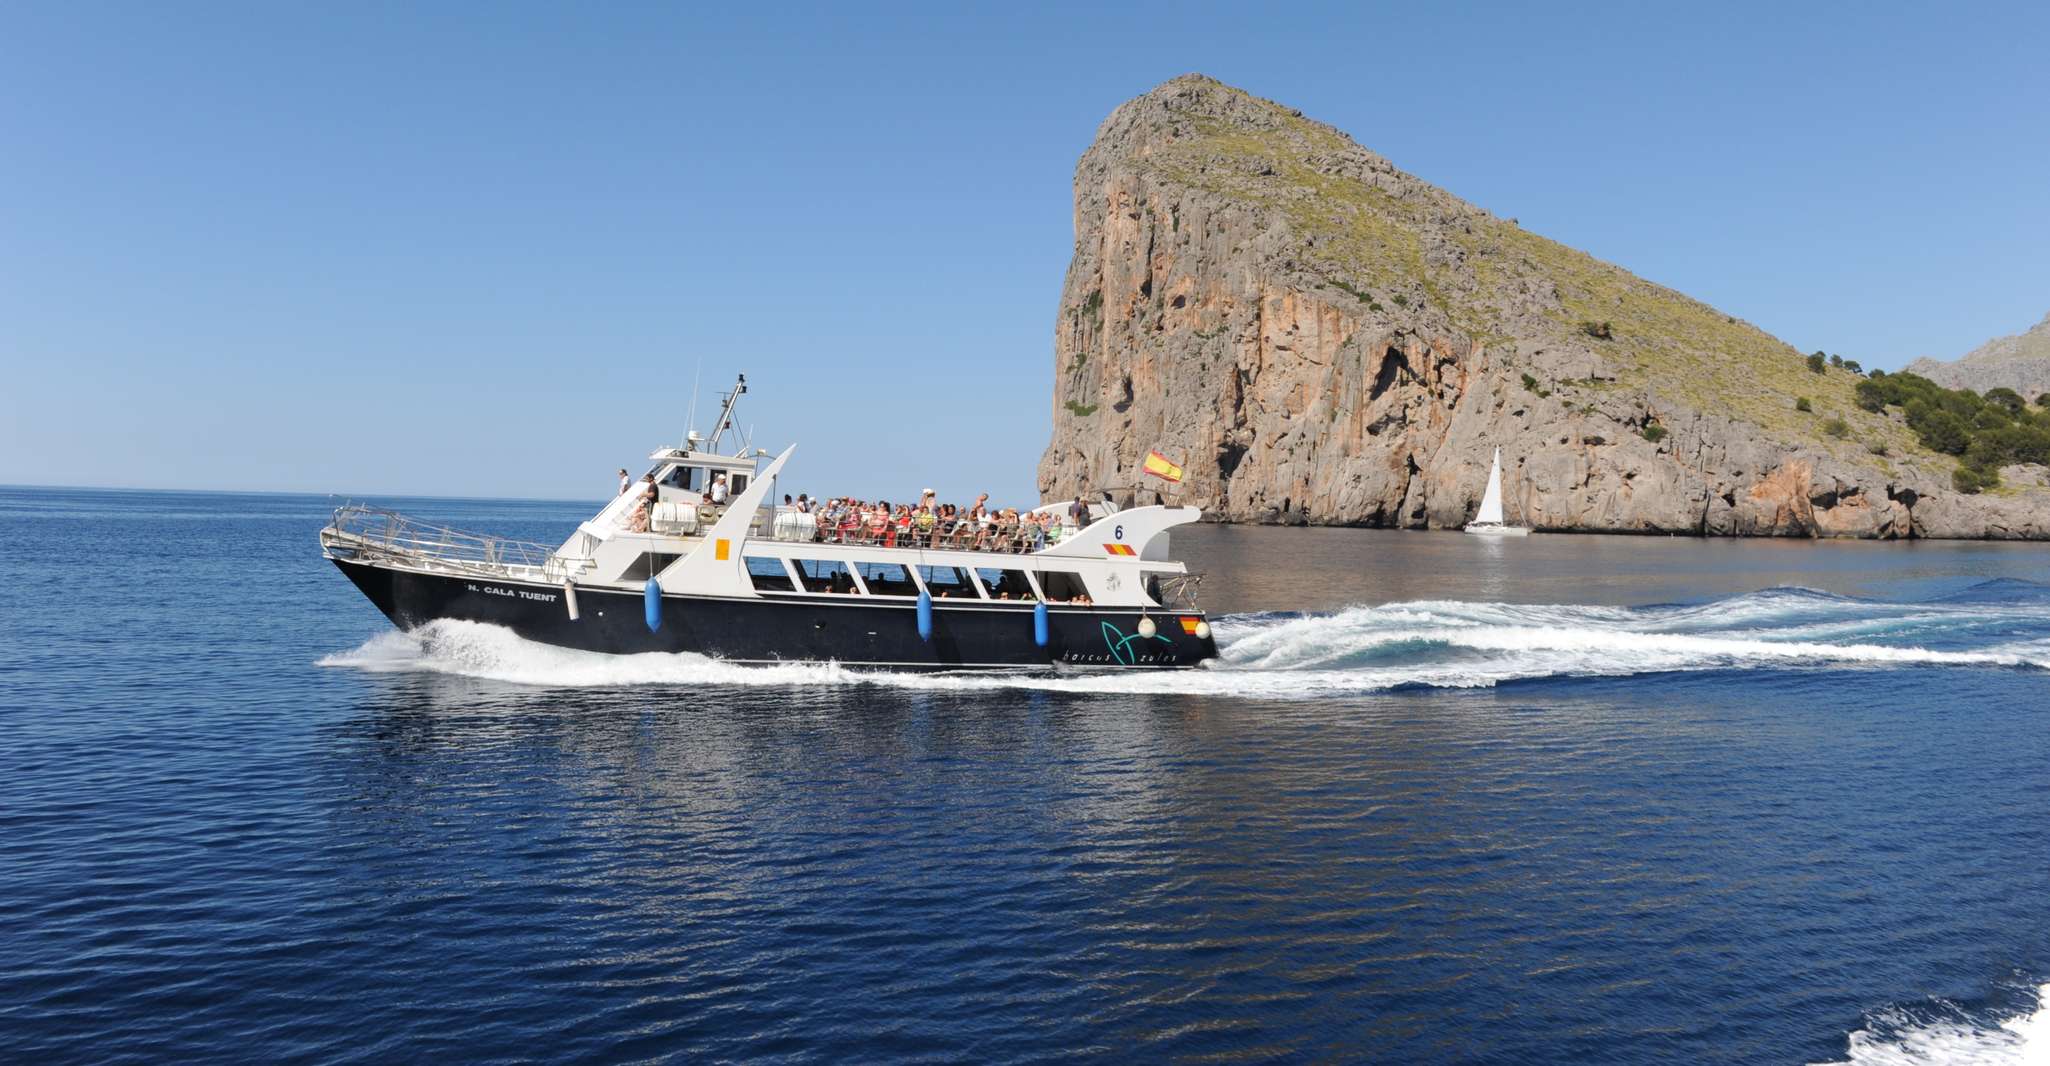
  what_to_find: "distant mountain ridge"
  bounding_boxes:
[1036,75,2050,538]
[1905,311,2050,398]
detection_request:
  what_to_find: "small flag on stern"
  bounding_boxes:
[1142,450,1184,483]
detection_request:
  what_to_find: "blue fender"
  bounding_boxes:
[644,578,662,633]
[916,589,933,642]
[1033,601,1049,647]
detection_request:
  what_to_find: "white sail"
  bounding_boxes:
[1475,448,1506,525]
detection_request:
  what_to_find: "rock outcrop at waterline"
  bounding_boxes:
[1035,75,2050,538]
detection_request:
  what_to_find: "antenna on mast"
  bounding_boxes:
[683,360,703,450]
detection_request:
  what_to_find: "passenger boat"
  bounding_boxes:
[320,376,1218,671]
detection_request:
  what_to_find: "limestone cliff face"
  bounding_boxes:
[1036,75,2050,538]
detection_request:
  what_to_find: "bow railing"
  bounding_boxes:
[320,504,591,582]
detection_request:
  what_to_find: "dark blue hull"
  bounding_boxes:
[333,559,1217,671]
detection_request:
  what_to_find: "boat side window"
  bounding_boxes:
[916,565,978,599]
[730,473,749,494]
[855,561,918,596]
[662,466,701,492]
[621,552,683,581]
[744,556,795,593]
[974,567,1036,601]
[1037,570,1090,602]
[792,558,859,594]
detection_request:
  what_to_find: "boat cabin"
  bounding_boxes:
[643,444,763,505]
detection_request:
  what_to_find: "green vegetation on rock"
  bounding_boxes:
[1858,372,2050,492]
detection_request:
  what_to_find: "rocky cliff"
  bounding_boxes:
[1906,311,2050,399]
[1035,75,2050,538]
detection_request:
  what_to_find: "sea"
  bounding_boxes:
[2,484,2047,1065]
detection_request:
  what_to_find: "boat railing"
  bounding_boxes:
[761,510,1074,555]
[321,504,591,582]
[1155,572,1205,613]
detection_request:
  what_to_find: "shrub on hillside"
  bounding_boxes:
[1823,417,1850,438]
[1909,406,1970,454]
[1795,396,1812,412]
[1985,387,2026,415]
[1641,422,1667,443]
[1806,352,1827,373]
[1953,465,2000,494]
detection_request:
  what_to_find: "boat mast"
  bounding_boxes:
[706,374,747,455]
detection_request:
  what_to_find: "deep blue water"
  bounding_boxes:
[3,485,2048,1064]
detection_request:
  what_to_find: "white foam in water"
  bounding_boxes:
[316,589,2050,696]
[1815,983,2050,1065]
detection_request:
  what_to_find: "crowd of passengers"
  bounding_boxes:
[778,489,1094,554]
[617,471,1098,556]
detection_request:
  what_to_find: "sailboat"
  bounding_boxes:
[1464,447,1531,536]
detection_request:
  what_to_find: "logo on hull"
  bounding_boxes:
[1101,622,1174,665]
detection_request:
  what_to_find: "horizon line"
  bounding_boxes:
[0,481,603,507]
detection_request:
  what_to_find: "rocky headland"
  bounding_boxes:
[1035,75,2050,538]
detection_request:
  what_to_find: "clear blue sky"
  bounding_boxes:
[3,2,2045,503]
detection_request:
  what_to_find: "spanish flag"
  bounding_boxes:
[1142,450,1184,483]
[1104,543,1136,557]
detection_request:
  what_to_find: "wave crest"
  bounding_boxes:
[1815,981,2049,1065]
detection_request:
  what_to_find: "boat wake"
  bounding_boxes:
[317,584,2050,696]
[1815,980,2050,1065]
